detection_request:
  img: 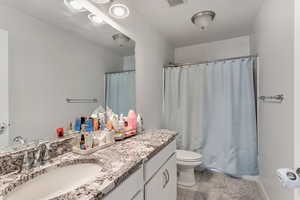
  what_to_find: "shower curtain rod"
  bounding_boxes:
[105,69,135,75]
[164,55,258,68]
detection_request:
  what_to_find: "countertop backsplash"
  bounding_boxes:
[0,135,75,176]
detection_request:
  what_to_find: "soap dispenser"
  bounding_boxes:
[127,110,137,134]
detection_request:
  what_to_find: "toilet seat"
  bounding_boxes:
[176,150,202,162]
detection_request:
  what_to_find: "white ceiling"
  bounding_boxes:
[1,0,263,50]
[130,0,263,47]
[0,0,135,56]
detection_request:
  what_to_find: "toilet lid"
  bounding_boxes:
[176,150,202,162]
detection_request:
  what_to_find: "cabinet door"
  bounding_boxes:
[131,191,143,200]
[145,154,177,200]
[103,168,143,200]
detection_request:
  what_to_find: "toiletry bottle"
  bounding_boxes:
[104,128,114,144]
[74,118,81,132]
[127,110,137,134]
[111,114,119,131]
[106,120,113,130]
[99,113,106,130]
[119,114,125,132]
[80,116,86,126]
[86,119,93,133]
[93,118,99,131]
[80,134,86,150]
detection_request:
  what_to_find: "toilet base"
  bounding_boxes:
[177,165,196,187]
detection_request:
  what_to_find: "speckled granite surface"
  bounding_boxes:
[0,135,75,176]
[177,170,266,200]
[0,129,176,200]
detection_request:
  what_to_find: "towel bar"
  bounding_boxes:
[66,98,98,103]
[258,94,284,103]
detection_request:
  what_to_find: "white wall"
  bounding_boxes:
[79,0,174,129]
[0,29,9,146]
[294,0,300,199]
[175,36,250,63]
[123,55,135,70]
[250,0,295,200]
[0,5,122,142]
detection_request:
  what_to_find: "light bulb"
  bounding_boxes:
[113,7,126,17]
[69,0,83,10]
[64,0,86,12]
[194,15,212,30]
[91,0,111,4]
[88,13,105,25]
[191,11,216,31]
[109,3,130,19]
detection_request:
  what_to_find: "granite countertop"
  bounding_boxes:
[0,129,176,200]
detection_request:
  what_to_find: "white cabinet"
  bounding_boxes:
[103,167,143,200]
[104,140,177,200]
[145,154,177,200]
[144,141,176,182]
[131,191,143,200]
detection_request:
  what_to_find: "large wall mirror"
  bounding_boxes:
[0,0,135,151]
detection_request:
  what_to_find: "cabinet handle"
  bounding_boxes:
[165,169,170,186]
[162,169,170,189]
[162,171,167,188]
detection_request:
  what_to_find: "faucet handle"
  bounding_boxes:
[11,153,25,173]
[25,150,36,169]
[37,142,50,166]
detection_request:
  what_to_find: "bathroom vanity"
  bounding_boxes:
[0,130,177,200]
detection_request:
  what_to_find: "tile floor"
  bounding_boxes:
[177,170,265,200]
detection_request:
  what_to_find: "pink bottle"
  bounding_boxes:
[127,110,137,134]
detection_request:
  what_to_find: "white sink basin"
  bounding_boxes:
[5,163,101,200]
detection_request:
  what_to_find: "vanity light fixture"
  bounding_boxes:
[91,0,111,4]
[64,0,86,13]
[191,10,216,30]
[112,33,131,47]
[109,2,130,19]
[88,13,105,25]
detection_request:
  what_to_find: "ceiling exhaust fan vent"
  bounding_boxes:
[167,0,187,7]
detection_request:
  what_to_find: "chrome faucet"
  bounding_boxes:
[25,150,36,169]
[13,136,26,145]
[36,143,49,166]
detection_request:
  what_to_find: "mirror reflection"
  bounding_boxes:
[105,69,136,116]
[0,0,135,151]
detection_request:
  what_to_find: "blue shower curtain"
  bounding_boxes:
[106,71,136,115]
[163,58,258,176]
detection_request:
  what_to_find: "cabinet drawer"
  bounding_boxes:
[144,140,176,182]
[145,154,177,200]
[103,167,143,200]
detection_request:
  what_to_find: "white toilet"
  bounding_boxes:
[176,150,202,187]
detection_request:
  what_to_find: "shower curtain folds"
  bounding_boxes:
[106,71,136,115]
[162,57,258,176]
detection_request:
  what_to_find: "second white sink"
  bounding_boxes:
[5,163,101,200]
